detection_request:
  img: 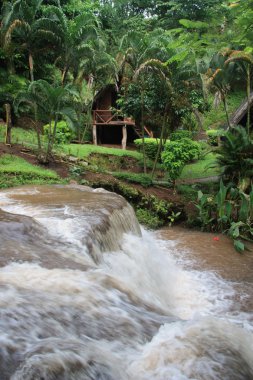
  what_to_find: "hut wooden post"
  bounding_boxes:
[93,124,97,145]
[4,103,12,145]
[122,124,127,150]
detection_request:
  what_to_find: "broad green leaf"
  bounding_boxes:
[239,193,249,222]
[234,239,245,253]
[197,190,204,201]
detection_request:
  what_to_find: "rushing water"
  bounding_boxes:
[0,185,253,380]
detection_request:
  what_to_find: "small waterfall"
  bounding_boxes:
[0,185,141,264]
[0,185,252,380]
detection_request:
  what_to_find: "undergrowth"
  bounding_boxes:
[111,172,153,187]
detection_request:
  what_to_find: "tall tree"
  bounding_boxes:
[224,49,253,135]
[3,0,61,81]
[206,53,237,128]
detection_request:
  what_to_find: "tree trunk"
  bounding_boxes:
[192,108,204,131]
[62,66,69,86]
[29,52,34,82]
[7,58,15,75]
[246,65,251,136]
[36,123,42,151]
[93,124,97,145]
[45,119,56,162]
[222,93,231,129]
[151,105,169,180]
[141,88,147,174]
[4,103,12,145]
[122,125,127,150]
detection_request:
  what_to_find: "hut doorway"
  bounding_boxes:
[96,125,139,145]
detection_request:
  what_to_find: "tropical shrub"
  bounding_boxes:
[136,208,163,229]
[216,126,253,191]
[161,138,201,181]
[134,138,162,160]
[170,130,193,141]
[206,129,226,146]
[196,180,253,252]
[44,121,76,144]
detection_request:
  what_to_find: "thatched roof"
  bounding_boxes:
[230,92,253,126]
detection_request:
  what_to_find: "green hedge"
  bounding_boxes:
[162,138,201,180]
[134,138,170,160]
[44,120,75,144]
[170,130,193,141]
[134,138,159,160]
[206,129,225,146]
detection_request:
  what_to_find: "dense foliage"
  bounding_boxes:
[0,0,252,244]
[162,138,201,181]
[43,120,75,144]
[196,181,253,252]
[134,138,161,160]
[1,0,253,140]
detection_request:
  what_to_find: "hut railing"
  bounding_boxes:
[93,110,119,124]
[93,110,134,125]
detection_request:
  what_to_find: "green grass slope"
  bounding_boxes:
[0,155,61,188]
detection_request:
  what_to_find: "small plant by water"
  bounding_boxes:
[196,180,253,252]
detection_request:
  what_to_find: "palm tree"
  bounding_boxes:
[44,6,101,86]
[206,53,237,129]
[3,0,62,82]
[14,79,78,163]
[224,49,253,135]
[76,37,117,92]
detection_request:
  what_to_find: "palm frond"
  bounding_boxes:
[4,19,30,46]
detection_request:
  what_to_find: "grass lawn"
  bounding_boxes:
[0,126,221,182]
[61,143,143,160]
[180,153,220,180]
[0,126,144,159]
[0,126,47,148]
[0,155,61,188]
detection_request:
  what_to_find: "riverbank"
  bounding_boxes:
[0,142,200,228]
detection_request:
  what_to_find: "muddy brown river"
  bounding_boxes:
[0,185,252,380]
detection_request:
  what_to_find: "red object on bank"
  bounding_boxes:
[213,237,220,241]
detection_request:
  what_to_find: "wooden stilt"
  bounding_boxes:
[93,124,97,145]
[122,124,127,150]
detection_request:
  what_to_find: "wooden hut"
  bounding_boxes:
[92,85,139,149]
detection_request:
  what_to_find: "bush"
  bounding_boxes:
[44,120,76,144]
[206,129,225,146]
[134,138,160,160]
[170,130,193,141]
[136,208,163,229]
[196,180,253,252]
[161,138,201,180]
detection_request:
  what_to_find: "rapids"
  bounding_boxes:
[0,184,252,380]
